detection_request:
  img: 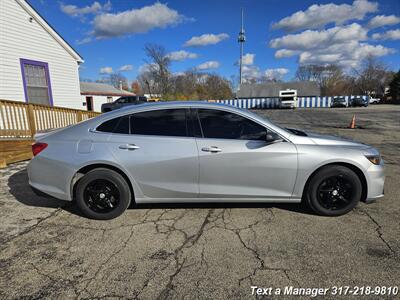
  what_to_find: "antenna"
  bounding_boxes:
[238,8,246,86]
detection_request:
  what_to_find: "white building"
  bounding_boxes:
[80,82,135,112]
[0,0,83,109]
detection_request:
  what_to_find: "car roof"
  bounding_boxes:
[92,101,292,139]
[106,101,238,114]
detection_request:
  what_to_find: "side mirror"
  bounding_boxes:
[266,131,283,143]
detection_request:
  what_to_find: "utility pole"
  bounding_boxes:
[238,8,246,86]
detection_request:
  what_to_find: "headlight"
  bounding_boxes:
[365,155,381,165]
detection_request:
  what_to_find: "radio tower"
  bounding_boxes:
[238,8,246,86]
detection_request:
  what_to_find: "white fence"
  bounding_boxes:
[214,96,369,109]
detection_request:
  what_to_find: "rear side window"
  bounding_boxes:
[197,109,266,140]
[130,109,188,137]
[96,116,129,134]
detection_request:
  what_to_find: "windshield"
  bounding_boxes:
[281,97,294,101]
[334,98,346,102]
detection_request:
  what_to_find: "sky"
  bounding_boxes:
[28,0,400,84]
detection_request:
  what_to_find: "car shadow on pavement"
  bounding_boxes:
[8,169,315,217]
[132,202,314,215]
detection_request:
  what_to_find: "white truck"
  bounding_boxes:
[279,89,297,109]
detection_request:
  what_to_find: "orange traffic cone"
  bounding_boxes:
[349,115,356,129]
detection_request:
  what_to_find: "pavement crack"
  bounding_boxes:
[77,224,137,298]
[156,209,214,300]
[362,209,396,255]
[0,208,62,251]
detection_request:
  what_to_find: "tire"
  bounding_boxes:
[305,165,362,216]
[75,168,131,220]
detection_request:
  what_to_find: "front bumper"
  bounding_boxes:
[364,161,385,203]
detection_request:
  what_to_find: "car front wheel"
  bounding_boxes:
[305,165,362,216]
[75,168,131,220]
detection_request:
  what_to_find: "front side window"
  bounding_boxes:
[197,109,267,140]
[117,98,128,104]
[21,59,52,105]
[96,116,129,134]
[130,109,188,137]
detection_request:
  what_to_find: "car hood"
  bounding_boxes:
[305,131,369,148]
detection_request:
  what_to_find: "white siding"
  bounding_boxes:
[0,0,82,109]
[81,95,117,112]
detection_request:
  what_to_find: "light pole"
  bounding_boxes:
[238,8,246,86]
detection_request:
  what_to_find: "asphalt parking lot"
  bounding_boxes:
[0,105,399,299]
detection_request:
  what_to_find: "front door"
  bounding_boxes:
[106,108,199,199]
[194,108,298,200]
[86,97,93,111]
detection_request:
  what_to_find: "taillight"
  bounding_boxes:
[32,142,48,156]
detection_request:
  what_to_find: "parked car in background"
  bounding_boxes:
[28,102,384,220]
[369,97,381,104]
[350,96,368,107]
[331,96,347,108]
[101,96,147,113]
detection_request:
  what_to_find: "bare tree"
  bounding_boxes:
[130,81,143,95]
[110,73,128,90]
[295,64,355,96]
[353,56,394,96]
[142,43,172,95]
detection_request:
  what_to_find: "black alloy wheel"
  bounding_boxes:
[83,179,120,213]
[305,165,362,216]
[76,168,131,220]
[316,175,354,211]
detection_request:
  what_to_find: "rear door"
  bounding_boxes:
[99,108,199,199]
[194,108,298,200]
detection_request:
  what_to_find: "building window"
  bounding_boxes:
[20,59,53,106]
[107,96,113,103]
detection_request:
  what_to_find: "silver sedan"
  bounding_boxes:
[28,102,385,219]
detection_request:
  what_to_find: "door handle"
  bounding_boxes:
[119,144,140,150]
[201,146,222,153]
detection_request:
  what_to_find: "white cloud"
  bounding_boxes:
[184,33,229,47]
[274,49,299,58]
[298,42,395,67]
[118,64,133,72]
[167,50,198,61]
[241,53,255,65]
[368,15,400,28]
[76,37,92,45]
[60,1,111,17]
[372,29,400,40]
[264,68,289,81]
[271,22,395,68]
[270,23,368,51]
[99,66,113,74]
[195,61,220,70]
[93,3,184,38]
[272,0,378,32]
[242,65,261,79]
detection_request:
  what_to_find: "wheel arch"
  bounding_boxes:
[71,163,135,202]
[302,162,368,202]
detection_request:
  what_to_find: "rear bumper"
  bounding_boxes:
[280,103,295,109]
[28,156,75,201]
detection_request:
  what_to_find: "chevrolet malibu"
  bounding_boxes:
[28,102,384,220]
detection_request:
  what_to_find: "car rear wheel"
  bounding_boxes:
[75,168,131,220]
[305,165,362,216]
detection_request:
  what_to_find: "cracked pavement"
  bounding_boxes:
[0,105,399,299]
